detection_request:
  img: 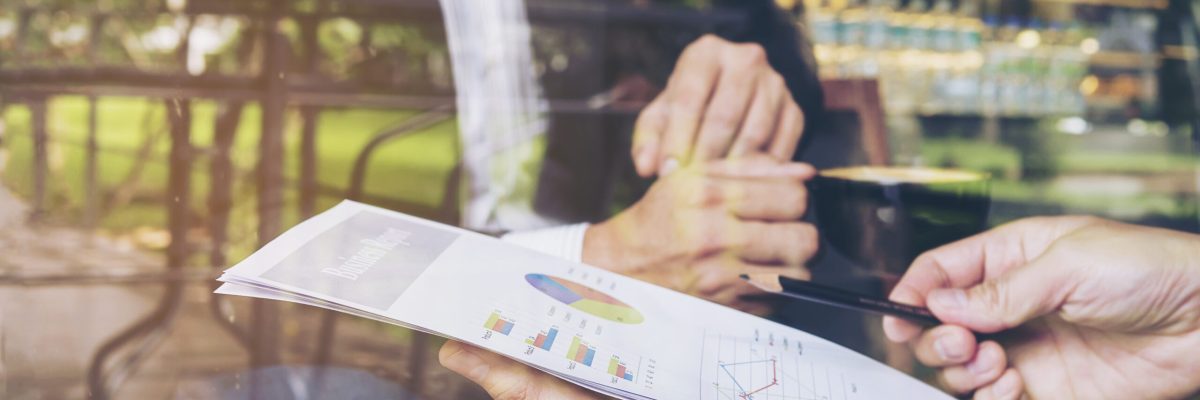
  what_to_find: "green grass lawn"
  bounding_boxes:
[3,95,460,261]
[4,97,1197,262]
[1059,151,1200,175]
[921,137,1200,177]
[921,137,1199,220]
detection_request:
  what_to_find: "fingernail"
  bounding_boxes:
[444,346,490,381]
[991,371,1021,398]
[929,288,968,311]
[933,333,965,361]
[634,153,650,175]
[881,317,904,342]
[635,147,653,170]
[785,163,816,177]
[660,157,680,175]
[966,346,995,376]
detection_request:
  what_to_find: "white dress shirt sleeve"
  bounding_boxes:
[500,223,590,263]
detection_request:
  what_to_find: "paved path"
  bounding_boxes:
[0,185,481,399]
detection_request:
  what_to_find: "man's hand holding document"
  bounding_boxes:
[216,200,951,399]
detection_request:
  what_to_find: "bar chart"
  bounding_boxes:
[566,335,597,366]
[525,326,560,351]
[607,355,635,382]
[476,268,657,393]
[483,311,515,335]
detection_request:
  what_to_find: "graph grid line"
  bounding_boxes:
[718,358,778,400]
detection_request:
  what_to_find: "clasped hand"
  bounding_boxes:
[438,34,818,400]
[585,156,818,314]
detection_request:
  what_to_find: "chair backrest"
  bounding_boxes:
[818,78,890,166]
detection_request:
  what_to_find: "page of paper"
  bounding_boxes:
[218,200,952,399]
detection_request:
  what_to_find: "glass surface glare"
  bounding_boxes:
[0,0,1196,399]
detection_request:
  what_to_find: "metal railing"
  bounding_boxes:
[0,1,727,398]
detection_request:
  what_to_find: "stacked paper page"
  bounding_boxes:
[216,200,952,399]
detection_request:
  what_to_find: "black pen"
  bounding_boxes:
[740,273,941,326]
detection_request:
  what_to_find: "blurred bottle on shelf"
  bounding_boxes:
[920,0,959,115]
[1059,21,1089,115]
[860,0,891,77]
[884,0,909,56]
[897,0,933,113]
[978,15,1000,116]
[880,0,912,113]
[1020,19,1047,116]
[945,0,984,115]
[805,0,841,78]
[1036,21,1063,115]
[799,0,1088,118]
[996,17,1023,116]
[837,0,867,78]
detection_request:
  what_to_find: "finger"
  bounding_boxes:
[693,257,811,304]
[440,340,494,384]
[886,216,1096,340]
[440,340,599,399]
[886,230,1004,343]
[742,263,813,281]
[893,233,1005,301]
[693,63,760,161]
[731,265,811,316]
[632,97,668,177]
[729,75,785,157]
[927,253,1076,333]
[731,221,819,266]
[439,340,532,398]
[882,315,923,344]
[659,39,723,171]
[700,177,809,221]
[704,157,816,180]
[891,216,1101,304]
[936,341,1008,395]
[910,325,977,366]
[973,368,1024,400]
[691,65,753,160]
[768,101,805,160]
[692,255,765,301]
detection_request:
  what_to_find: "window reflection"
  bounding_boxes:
[0,0,1196,399]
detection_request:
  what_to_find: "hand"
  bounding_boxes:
[632,34,805,177]
[884,216,1200,399]
[584,155,819,314]
[439,340,604,400]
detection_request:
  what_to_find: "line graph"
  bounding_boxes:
[702,330,861,400]
[718,358,778,399]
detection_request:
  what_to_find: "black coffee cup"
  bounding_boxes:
[811,166,991,279]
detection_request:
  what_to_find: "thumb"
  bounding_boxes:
[440,341,602,399]
[439,340,535,399]
[926,257,1074,333]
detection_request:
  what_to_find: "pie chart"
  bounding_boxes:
[525,273,644,324]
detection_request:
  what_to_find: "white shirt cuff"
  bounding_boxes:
[500,223,590,263]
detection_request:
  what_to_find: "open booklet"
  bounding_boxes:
[216,200,951,400]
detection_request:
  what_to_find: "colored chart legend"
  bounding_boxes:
[565,336,597,366]
[607,356,634,381]
[483,311,515,335]
[524,326,559,351]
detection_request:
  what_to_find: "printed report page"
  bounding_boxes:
[219,201,952,399]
